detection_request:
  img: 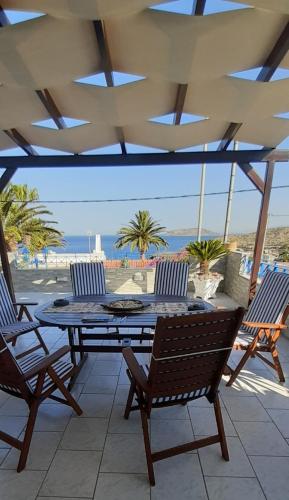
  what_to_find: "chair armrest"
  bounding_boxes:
[122,347,149,392]
[243,321,287,330]
[13,302,38,306]
[24,346,71,380]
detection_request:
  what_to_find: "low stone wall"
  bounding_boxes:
[223,252,250,307]
[11,267,155,294]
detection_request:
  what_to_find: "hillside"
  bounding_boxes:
[229,226,289,251]
[166,228,217,236]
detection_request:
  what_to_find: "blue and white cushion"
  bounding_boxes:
[241,270,289,340]
[70,262,106,296]
[154,261,189,297]
[0,273,17,327]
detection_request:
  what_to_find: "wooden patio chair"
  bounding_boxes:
[0,273,49,358]
[154,261,189,296]
[227,270,289,386]
[0,331,82,472]
[141,261,189,338]
[123,307,244,486]
[70,261,119,336]
[70,262,106,296]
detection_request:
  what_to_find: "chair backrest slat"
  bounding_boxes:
[148,308,244,399]
[0,333,30,396]
[70,262,106,296]
[244,271,289,335]
[0,273,17,327]
[154,261,189,296]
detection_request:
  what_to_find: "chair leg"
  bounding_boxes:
[140,407,155,486]
[48,368,82,416]
[226,348,253,386]
[34,327,49,355]
[213,396,229,461]
[17,400,40,472]
[124,380,135,419]
[270,344,285,382]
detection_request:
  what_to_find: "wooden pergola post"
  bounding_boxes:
[248,161,275,303]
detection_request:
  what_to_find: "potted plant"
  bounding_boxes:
[186,240,229,301]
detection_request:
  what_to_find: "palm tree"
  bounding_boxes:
[0,184,64,253]
[115,210,168,260]
[186,240,229,275]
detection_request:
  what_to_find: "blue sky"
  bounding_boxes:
[1,2,289,236]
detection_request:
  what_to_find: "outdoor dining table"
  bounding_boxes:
[35,293,213,386]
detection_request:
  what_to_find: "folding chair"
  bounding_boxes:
[123,307,244,485]
[0,332,82,472]
[0,273,49,357]
[154,261,189,297]
[227,270,289,386]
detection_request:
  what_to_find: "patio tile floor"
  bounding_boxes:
[1,292,289,499]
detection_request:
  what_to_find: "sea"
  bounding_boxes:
[49,235,216,260]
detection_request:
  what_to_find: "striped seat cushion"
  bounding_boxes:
[152,386,210,405]
[236,330,267,347]
[70,262,106,296]
[19,353,73,392]
[154,261,189,297]
[1,321,40,336]
[243,271,289,341]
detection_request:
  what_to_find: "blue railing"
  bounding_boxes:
[241,256,289,278]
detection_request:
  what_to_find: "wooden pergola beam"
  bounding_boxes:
[0,148,286,169]
[35,89,66,130]
[93,20,127,153]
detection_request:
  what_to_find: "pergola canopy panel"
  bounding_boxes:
[0,1,288,153]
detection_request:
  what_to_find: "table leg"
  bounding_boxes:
[68,327,88,390]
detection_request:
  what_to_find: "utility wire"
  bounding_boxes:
[0,184,288,204]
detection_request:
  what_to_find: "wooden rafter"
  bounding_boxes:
[257,21,289,82]
[219,20,289,151]
[0,5,66,132]
[173,1,206,126]
[237,163,265,194]
[193,0,206,16]
[35,89,66,129]
[0,168,17,192]
[93,20,127,153]
[0,5,8,26]
[3,129,37,156]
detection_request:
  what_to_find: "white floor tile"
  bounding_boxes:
[94,473,149,500]
[39,449,101,497]
[205,477,265,500]
[234,421,289,456]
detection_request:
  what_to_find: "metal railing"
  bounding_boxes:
[241,255,289,278]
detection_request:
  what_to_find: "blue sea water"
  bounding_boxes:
[50,234,216,260]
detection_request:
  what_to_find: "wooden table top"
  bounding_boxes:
[35,294,213,329]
